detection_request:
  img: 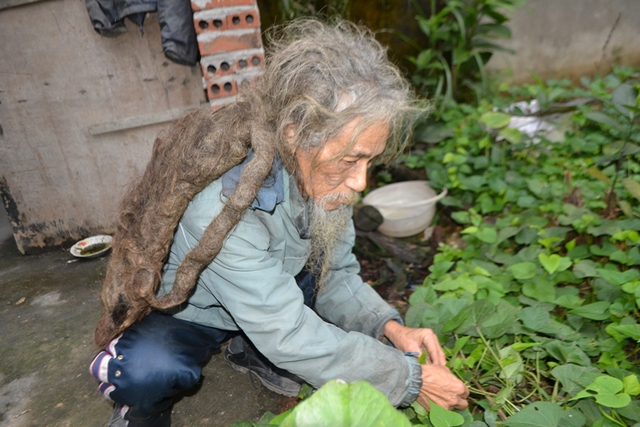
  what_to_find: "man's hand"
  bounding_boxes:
[418,364,469,410]
[382,321,446,365]
[383,321,469,410]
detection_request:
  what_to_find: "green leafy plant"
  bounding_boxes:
[402,66,640,426]
[407,0,525,106]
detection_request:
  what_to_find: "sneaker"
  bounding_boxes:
[224,335,303,397]
[107,404,171,427]
[108,405,129,427]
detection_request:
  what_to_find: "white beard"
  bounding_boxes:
[306,192,358,288]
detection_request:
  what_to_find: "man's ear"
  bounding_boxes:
[284,124,296,146]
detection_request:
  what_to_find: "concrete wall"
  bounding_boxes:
[486,0,640,83]
[0,0,208,253]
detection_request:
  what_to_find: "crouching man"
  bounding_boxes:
[90,19,469,427]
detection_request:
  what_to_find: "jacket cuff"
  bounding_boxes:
[375,309,404,342]
[397,355,423,407]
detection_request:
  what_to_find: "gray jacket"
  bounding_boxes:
[160,156,422,406]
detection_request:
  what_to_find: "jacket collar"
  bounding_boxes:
[221,151,310,239]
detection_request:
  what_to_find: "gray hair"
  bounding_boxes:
[246,19,423,171]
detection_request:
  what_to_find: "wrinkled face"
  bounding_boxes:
[295,120,389,211]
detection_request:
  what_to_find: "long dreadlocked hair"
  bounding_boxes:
[94,18,423,348]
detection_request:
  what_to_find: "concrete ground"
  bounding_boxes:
[0,208,282,427]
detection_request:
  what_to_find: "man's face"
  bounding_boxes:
[295,119,389,210]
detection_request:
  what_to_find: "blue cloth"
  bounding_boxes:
[221,152,285,213]
[90,271,318,415]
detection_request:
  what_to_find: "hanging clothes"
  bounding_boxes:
[85,0,199,66]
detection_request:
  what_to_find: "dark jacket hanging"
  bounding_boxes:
[85,0,199,66]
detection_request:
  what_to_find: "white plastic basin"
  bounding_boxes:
[362,181,447,238]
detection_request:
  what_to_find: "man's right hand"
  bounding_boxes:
[417,364,469,410]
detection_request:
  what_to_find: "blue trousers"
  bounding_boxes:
[90,269,318,419]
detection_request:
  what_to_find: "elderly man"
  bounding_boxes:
[90,19,469,427]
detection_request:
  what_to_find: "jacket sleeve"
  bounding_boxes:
[175,199,420,407]
[314,220,404,340]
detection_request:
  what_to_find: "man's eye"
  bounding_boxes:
[342,159,358,165]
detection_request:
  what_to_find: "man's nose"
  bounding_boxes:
[345,163,367,193]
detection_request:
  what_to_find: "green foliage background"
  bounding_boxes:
[399,66,640,426]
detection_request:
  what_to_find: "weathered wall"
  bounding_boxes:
[256,0,640,84]
[486,0,640,83]
[0,0,207,253]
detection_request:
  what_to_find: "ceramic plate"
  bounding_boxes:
[70,235,113,258]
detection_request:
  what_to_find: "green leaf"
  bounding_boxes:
[618,199,634,218]
[476,23,511,39]
[479,299,519,339]
[429,401,465,427]
[606,323,640,342]
[597,268,640,285]
[449,335,471,359]
[623,374,640,396]
[476,227,498,244]
[429,262,455,279]
[450,211,471,224]
[518,307,580,340]
[583,111,625,131]
[573,260,599,278]
[611,82,638,118]
[544,341,592,367]
[590,241,618,257]
[461,226,479,234]
[502,402,563,427]
[451,298,494,334]
[522,277,556,303]
[622,178,640,202]
[538,253,572,274]
[499,127,523,144]
[409,284,438,305]
[558,408,586,427]
[554,294,583,309]
[414,122,454,144]
[508,262,537,280]
[572,376,632,409]
[279,380,412,427]
[551,364,603,397]
[480,112,511,129]
[568,301,611,321]
[517,307,552,331]
[497,226,521,244]
[270,410,293,424]
[434,275,478,293]
[617,400,640,422]
[587,167,611,184]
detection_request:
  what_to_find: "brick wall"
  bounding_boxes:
[191,0,265,110]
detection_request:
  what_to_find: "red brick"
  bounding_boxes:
[200,49,264,80]
[226,9,260,30]
[194,6,260,35]
[205,77,238,99]
[198,29,262,55]
[194,15,228,34]
[191,0,256,12]
[235,52,263,73]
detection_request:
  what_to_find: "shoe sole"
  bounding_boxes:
[224,357,301,398]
